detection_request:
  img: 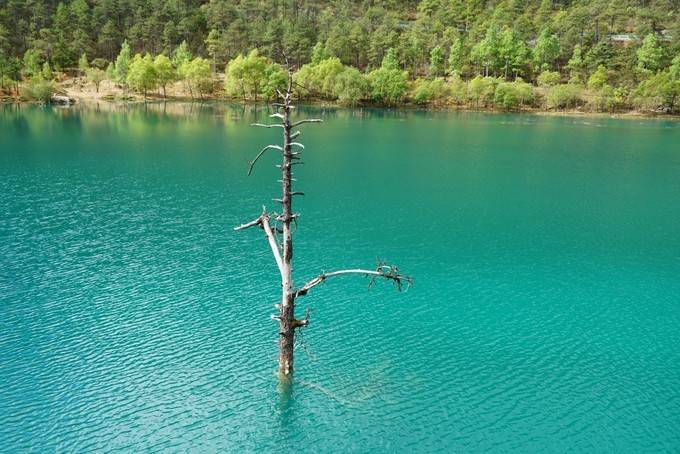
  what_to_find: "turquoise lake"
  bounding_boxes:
[1,103,680,452]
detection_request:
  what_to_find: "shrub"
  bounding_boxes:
[494,82,521,109]
[411,78,448,105]
[22,77,55,103]
[587,65,608,90]
[537,70,561,87]
[367,67,408,105]
[468,75,497,107]
[545,84,584,109]
[632,71,679,112]
[334,67,368,105]
[448,73,468,104]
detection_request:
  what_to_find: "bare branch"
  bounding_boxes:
[269,113,285,120]
[291,119,323,127]
[251,123,284,128]
[234,208,284,277]
[234,216,262,231]
[290,142,305,149]
[248,145,283,176]
[261,213,284,276]
[295,264,412,297]
[290,131,301,139]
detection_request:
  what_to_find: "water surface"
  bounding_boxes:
[1,103,680,452]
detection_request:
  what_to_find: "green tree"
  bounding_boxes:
[86,67,106,92]
[182,57,212,99]
[126,54,157,98]
[114,40,132,85]
[429,46,444,78]
[587,65,608,90]
[173,41,193,73]
[22,49,42,79]
[368,56,408,105]
[41,61,52,80]
[448,37,464,75]
[381,48,400,71]
[78,53,89,78]
[468,75,497,107]
[537,70,561,87]
[567,44,586,83]
[472,25,501,76]
[153,54,175,98]
[311,41,330,65]
[636,33,665,75]
[224,49,279,101]
[533,28,560,72]
[500,28,529,79]
[334,67,367,105]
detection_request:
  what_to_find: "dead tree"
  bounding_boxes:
[235,73,411,382]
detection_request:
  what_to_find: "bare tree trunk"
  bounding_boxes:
[278,89,295,379]
[235,68,411,384]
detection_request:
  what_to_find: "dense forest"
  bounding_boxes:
[1,0,680,112]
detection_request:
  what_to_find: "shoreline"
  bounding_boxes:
[3,86,679,122]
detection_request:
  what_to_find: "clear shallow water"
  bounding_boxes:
[1,103,680,452]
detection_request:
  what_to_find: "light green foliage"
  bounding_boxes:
[114,41,132,84]
[632,71,679,112]
[262,64,288,101]
[670,55,680,80]
[429,46,444,78]
[368,66,408,105]
[449,72,468,104]
[513,78,535,106]
[471,25,501,76]
[636,34,665,74]
[22,77,55,103]
[22,49,41,78]
[468,76,498,106]
[182,57,213,98]
[153,54,175,97]
[499,29,529,79]
[537,70,561,87]
[448,38,464,75]
[533,28,560,72]
[126,54,157,96]
[86,67,106,92]
[78,53,89,75]
[587,65,608,90]
[41,62,52,80]
[173,41,193,76]
[567,44,586,83]
[295,57,345,99]
[334,67,367,105]
[545,84,583,110]
[494,82,520,109]
[311,42,330,65]
[588,85,628,112]
[412,77,448,104]
[225,49,283,101]
[106,63,115,80]
[381,48,399,71]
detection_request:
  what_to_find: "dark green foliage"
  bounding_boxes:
[0,0,678,113]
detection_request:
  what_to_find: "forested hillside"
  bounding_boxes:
[1,0,680,112]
